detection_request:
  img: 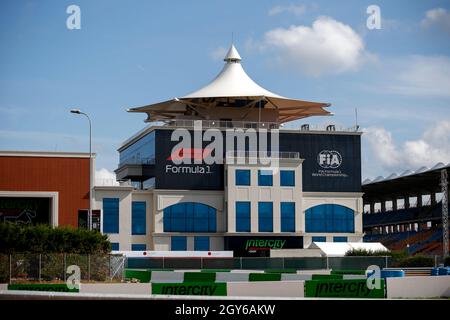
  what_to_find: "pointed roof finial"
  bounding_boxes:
[224,44,242,63]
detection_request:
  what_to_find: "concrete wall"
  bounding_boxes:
[225,159,303,233]
[81,283,152,295]
[227,281,304,297]
[387,276,450,298]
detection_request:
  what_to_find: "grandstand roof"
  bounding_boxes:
[363,162,450,203]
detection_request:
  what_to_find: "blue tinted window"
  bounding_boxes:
[111,243,119,251]
[103,198,119,234]
[280,170,295,187]
[119,131,155,165]
[333,236,348,242]
[164,202,216,232]
[194,236,210,251]
[236,202,251,232]
[131,244,146,251]
[258,170,273,186]
[281,202,295,232]
[235,170,250,186]
[171,236,187,251]
[132,201,146,235]
[312,236,327,242]
[258,202,273,232]
[305,204,355,233]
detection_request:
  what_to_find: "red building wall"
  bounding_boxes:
[0,155,90,227]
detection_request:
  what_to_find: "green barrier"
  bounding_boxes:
[264,269,297,274]
[312,274,343,280]
[249,273,281,281]
[305,279,385,298]
[331,270,366,275]
[184,272,216,282]
[124,269,152,283]
[8,283,79,293]
[152,282,227,296]
[200,269,231,272]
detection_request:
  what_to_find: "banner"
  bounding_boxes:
[152,282,227,296]
[305,279,385,298]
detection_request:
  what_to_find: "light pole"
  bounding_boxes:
[70,109,92,230]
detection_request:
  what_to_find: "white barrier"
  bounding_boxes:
[227,281,304,297]
[151,271,185,283]
[215,272,250,282]
[343,275,367,280]
[297,269,330,275]
[281,274,312,281]
[81,283,152,295]
[387,276,450,298]
[0,284,7,291]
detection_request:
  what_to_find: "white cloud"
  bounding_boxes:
[421,8,450,33]
[209,46,228,61]
[264,16,367,76]
[268,4,306,16]
[95,168,119,186]
[364,121,450,175]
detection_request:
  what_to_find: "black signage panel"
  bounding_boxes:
[0,197,51,225]
[224,236,303,257]
[154,129,361,192]
[154,130,224,190]
[279,132,362,193]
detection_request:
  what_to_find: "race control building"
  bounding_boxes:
[94,45,363,256]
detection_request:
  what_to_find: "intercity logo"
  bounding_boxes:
[317,150,342,169]
[314,280,372,297]
[157,283,224,296]
[245,239,286,251]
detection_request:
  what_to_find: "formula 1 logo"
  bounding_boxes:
[167,148,212,162]
[317,150,342,169]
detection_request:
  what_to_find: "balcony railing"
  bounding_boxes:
[163,119,279,130]
[118,157,155,168]
[226,151,300,159]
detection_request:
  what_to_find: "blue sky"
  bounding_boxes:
[1,0,450,181]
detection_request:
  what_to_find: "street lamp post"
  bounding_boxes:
[70,109,92,230]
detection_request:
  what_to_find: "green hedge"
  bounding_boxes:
[249,273,281,281]
[124,269,152,283]
[331,269,366,275]
[184,272,216,282]
[345,248,391,256]
[0,222,111,254]
[311,274,343,280]
[392,255,434,267]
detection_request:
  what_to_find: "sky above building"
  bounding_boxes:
[1,0,449,181]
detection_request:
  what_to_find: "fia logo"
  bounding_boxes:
[317,150,342,169]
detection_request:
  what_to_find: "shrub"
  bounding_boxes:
[392,255,434,268]
[0,222,111,254]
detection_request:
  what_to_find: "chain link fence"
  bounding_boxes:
[125,256,392,270]
[0,254,125,284]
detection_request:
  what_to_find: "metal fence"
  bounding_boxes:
[0,254,125,284]
[125,256,392,271]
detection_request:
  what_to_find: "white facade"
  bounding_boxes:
[94,158,363,252]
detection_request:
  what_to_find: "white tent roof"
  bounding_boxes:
[128,45,330,123]
[184,45,283,99]
[308,242,389,257]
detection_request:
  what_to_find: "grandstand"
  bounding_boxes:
[363,163,449,256]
